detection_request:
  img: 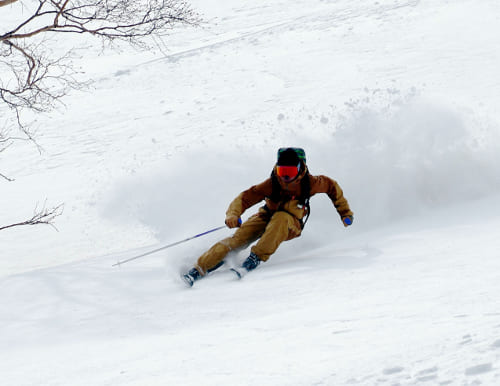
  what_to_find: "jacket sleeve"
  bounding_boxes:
[226,179,273,218]
[310,175,353,218]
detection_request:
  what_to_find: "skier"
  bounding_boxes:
[182,147,353,286]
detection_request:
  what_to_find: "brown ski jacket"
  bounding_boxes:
[226,165,353,224]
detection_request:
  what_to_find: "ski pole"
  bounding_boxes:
[112,225,227,267]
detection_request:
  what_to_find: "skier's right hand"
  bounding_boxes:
[225,215,241,228]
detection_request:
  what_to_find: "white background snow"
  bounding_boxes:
[2,0,500,385]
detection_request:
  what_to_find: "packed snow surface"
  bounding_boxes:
[1,0,500,385]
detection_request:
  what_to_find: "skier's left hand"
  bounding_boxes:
[342,215,353,227]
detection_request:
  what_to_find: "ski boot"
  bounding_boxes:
[231,252,261,279]
[182,261,224,287]
[242,252,261,271]
[182,267,201,287]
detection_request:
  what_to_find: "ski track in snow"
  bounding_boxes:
[137,0,421,69]
[2,0,500,385]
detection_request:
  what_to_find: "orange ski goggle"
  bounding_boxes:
[276,165,299,179]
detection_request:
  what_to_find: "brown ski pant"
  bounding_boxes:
[195,210,302,275]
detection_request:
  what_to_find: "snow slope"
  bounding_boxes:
[1,0,500,385]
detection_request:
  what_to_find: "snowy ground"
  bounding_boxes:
[2,0,500,385]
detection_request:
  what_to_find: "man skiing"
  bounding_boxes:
[182,147,353,286]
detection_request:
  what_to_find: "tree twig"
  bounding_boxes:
[0,0,18,8]
[0,203,64,231]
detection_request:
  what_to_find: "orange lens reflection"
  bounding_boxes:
[276,165,299,178]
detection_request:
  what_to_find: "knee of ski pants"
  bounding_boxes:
[196,242,230,275]
[197,235,251,273]
[215,236,250,254]
[271,211,302,240]
[229,218,267,248]
[251,212,301,262]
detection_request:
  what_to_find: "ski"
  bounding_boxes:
[181,265,246,288]
[230,267,244,279]
[181,272,195,287]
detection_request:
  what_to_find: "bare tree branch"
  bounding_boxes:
[0,203,64,231]
[1,0,200,137]
[1,0,200,231]
[0,172,15,181]
[1,0,200,138]
[0,0,18,7]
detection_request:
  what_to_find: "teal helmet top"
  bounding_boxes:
[277,147,306,165]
